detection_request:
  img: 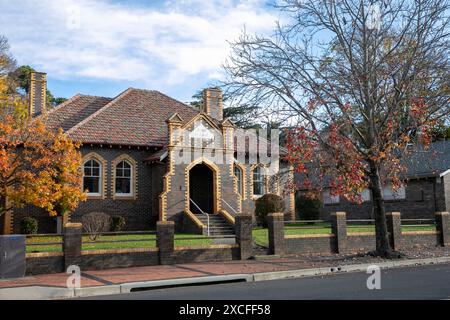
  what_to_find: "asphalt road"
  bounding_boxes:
[83,263,450,300]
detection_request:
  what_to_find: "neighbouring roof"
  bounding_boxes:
[44,88,199,147]
[403,140,450,178]
[295,140,450,189]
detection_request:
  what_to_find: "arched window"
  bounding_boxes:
[234,165,243,195]
[83,159,101,195]
[115,161,132,195]
[253,166,265,196]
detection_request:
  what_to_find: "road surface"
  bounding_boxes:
[82,263,450,300]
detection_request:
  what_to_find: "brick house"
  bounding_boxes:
[0,72,295,235]
[296,140,450,220]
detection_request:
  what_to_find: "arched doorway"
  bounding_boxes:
[189,163,215,214]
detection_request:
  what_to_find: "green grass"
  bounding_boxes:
[26,233,212,253]
[252,224,436,247]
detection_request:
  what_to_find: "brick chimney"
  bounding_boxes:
[202,88,223,121]
[29,72,47,117]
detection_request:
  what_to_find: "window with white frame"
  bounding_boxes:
[323,189,340,204]
[115,160,132,195]
[83,159,101,195]
[253,166,265,196]
[234,165,243,195]
[382,184,406,200]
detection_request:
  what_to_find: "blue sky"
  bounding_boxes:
[1,0,281,103]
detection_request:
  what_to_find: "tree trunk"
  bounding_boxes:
[0,195,12,235]
[368,161,393,257]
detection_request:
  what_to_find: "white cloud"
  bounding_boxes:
[1,0,278,87]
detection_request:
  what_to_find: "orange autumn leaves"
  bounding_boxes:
[0,77,86,217]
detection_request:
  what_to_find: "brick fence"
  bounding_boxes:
[25,215,254,275]
[267,211,450,256]
[23,211,450,275]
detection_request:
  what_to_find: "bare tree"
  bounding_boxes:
[82,212,111,241]
[224,0,450,257]
[0,35,16,77]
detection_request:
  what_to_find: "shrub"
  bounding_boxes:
[20,217,38,234]
[82,212,111,241]
[111,216,126,232]
[255,193,285,227]
[296,193,323,221]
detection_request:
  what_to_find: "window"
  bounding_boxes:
[382,184,406,200]
[253,166,265,196]
[361,188,371,202]
[115,161,132,195]
[234,165,243,195]
[83,159,101,195]
[323,189,340,204]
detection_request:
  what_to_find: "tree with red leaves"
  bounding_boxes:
[224,0,449,257]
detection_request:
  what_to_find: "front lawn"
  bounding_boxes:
[26,233,212,253]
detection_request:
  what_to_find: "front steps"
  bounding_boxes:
[193,213,235,236]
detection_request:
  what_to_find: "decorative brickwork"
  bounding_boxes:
[111,154,138,200]
[82,152,108,200]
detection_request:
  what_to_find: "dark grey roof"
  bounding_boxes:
[295,140,450,189]
[403,140,450,178]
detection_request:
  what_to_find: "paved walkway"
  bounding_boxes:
[1,247,449,290]
[0,256,356,289]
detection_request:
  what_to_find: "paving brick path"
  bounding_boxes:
[1,247,449,290]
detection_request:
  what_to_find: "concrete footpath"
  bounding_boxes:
[1,255,450,300]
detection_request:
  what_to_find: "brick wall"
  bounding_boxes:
[286,235,335,255]
[13,146,159,234]
[172,246,240,264]
[270,211,450,256]
[318,178,444,220]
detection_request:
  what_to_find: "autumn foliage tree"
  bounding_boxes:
[0,76,86,230]
[224,0,450,257]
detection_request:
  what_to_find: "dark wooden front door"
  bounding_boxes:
[189,164,214,214]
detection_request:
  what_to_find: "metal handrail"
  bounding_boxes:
[190,198,210,236]
[222,198,238,215]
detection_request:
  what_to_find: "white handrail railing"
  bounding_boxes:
[189,198,210,236]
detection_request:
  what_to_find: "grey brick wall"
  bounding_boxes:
[318,178,445,220]
[13,146,160,233]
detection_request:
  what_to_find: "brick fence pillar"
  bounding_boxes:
[157,221,175,265]
[331,212,347,254]
[63,223,82,270]
[435,212,450,246]
[386,212,402,251]
[235,214,253,260]
[267,213,285,256]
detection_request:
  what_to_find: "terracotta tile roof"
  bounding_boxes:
[62,88,199,147]
[43,95,112,132]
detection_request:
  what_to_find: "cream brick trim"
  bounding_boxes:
[82,152,107,199]
[232,162,245,213]
[111,154,138,200]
